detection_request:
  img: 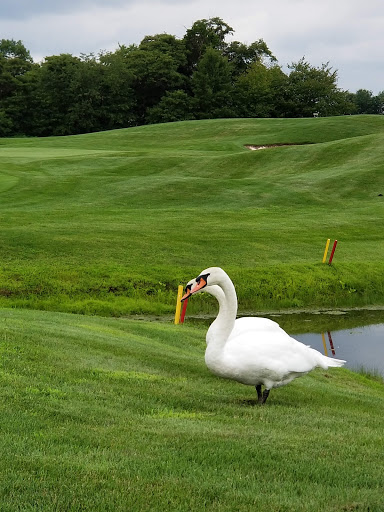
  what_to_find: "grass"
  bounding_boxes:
[1,117,384,511]
[1,115,384,315]
[1,308,384,512]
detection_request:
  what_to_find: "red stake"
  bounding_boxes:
[180,298,188,323]
[328,240,338,265]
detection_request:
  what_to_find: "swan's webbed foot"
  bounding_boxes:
[255,385,270,405]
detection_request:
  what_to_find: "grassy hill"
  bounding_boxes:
[1,308,383,512]
[1,116,384,315]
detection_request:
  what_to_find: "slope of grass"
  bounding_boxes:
[1,116,384,314]
[1,308,383,512]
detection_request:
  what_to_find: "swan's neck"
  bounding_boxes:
[206,275,237,349]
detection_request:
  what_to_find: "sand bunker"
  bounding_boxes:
[245,143,313,151]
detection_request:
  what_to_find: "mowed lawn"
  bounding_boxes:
[0,115,384,315]
[1,309,383,512]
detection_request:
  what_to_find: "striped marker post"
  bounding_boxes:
[174,285,183,325]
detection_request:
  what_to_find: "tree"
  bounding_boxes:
[146,90,196,124]
[138,34,187,71]
[184,17,234,71]
[0,39,33,63]
[225,40,277,76]
[352,89,381,114]
[112,44,185,123]
[235,62,287,117]
[0,39,34,135]
[192,48,235,118]
[284,58,349,117]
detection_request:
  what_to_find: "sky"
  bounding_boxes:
[1,0,383,94]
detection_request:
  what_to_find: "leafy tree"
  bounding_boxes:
[0,109,13,136]
[0,39,33,63]
[113,44,185,123]
[147,90,196,124]
[184,17,234,71]
[192,48,235,118]
[352,89,381,114]
[138,34,187,71]
[0,39,34,134]
[235,62,287,117]
[225,40,277,76]
[284,59,348,117]
[376,91,384,114]
[97,50,137,129]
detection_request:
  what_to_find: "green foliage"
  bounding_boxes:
[1,308,384,511]
[225,39,277,76]
[235,62,287,117]
[4,18,380,137]
[353,88,384,114]
[0,38,33,62]
[183,17,234,70]
[192,48,235,118]
[284,58,350,117]
[147,90,196,124]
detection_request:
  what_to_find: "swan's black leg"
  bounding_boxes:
[261,389,270,404]
[256,385,262,403]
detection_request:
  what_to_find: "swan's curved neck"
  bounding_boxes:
[206,273,237,347]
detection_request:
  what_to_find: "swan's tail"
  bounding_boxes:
[323,356,346,368]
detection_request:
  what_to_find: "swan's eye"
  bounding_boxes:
[196,273,210,286]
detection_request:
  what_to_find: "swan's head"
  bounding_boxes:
[181,273,226,302]
[189,267,228,295]
[181,279,196,302]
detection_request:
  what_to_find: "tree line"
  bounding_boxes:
[1,18,383,137]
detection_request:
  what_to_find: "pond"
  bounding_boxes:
[184,309,384,377]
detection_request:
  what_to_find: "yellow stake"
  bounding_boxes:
[322,238,330,263]
[321,332,328,356]
[174,285,183,325]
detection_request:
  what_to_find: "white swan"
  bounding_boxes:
[181,267,346,404]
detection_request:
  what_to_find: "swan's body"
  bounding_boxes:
[183,267,345,404]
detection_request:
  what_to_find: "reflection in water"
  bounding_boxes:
[295,323,384,376]
[327,331,336,356]
[320,332,337,356]
[321,332,328,356]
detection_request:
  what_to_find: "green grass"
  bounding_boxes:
[1,308,383,512]
[1,115,384,315]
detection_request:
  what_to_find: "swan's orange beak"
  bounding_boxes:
[191,276,207,294]
[181,289,192,302]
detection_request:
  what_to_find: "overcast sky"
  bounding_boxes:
[1,0,383,94]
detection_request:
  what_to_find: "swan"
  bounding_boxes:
[181,267,346,404]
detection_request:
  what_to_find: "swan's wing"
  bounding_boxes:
[225,329,330,374]
[229,317,283,339]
